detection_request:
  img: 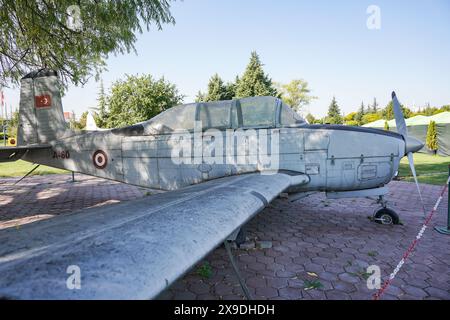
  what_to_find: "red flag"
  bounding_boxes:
[35,95,52,108]
[0,91,4,107]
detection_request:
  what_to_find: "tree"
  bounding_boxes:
[382,101,412,120]
[195,90,206,103]
[355,102,365,125]
[325,97,343,124]
[277,79,317,112]
[204,74,231,101]
[426,120,438,154]
[305,113,316,124]
[0,1,175,88]
[371,97,378,113]
[362,113,381,124]
[344,112,357,122]
[235,52,277,98]
[105,74,183,128]
[345,120,358,126]
[70,111,88,130]
[95,80,108,127]
[384,121,389,131]
[6,110,19,138]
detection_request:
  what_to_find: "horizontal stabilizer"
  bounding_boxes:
[0,145,51,163]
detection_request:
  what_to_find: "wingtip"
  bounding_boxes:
[391,91,396,99]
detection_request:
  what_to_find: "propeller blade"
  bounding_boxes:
[407,152,426,215]
[392,91,407,137]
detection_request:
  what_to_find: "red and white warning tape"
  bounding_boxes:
[373,176,450,300]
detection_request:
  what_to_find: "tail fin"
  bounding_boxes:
[17,69,69,146]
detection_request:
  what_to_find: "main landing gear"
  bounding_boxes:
[372,195,400,225]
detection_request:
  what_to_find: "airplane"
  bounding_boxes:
[0,69,424,299]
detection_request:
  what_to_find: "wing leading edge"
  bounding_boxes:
[0,172,308,299]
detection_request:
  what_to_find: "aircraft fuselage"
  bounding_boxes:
[22,124,405,192]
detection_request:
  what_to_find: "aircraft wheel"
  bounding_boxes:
[374,208,400,225]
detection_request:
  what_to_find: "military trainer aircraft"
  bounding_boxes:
[0,69,424,299]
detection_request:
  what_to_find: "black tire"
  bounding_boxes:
[374,208,400,225]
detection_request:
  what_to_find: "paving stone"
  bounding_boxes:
[239,241,256,250]
[256,241,273,249]
[424,287,450,300]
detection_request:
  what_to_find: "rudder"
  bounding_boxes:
[17,69,69,146]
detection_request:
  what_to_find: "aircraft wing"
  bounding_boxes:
[0,145,51,162]
[0,172,308,299]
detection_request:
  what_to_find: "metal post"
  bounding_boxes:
[435,165,450,235]
[71,171,75,182]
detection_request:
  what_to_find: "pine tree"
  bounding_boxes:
[372,97,378,113]
[96,80,108,127]
[326,97,343,124]
[426,120,438,154]
[235,51,277,98]
[205,73,229,101]
[384,121,389,131]
[355,101,365,125]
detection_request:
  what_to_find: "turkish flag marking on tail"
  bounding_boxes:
[35,95,52,108]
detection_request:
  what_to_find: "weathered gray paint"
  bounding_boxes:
[0,173,297,300]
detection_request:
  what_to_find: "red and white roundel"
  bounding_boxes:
[93,150,108,169]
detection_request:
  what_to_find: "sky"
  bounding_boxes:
[2,0,450,118]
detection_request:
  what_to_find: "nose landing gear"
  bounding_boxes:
[372,196,400,225]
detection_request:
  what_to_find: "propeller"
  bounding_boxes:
[391,92,426,215]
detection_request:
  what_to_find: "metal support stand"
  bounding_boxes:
[71,171,75,182]
[223,240,253,300]
[376,195,388,209]
[435,165,450,235]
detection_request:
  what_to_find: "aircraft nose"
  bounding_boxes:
[404,136,424,154]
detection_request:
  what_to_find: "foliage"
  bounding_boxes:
[196,261,212,279]
[384,121,389,131]
[305,113,316,124]
[277,79,316,112]
[94,80,108,128]
[344,112,357,122]
[0,0,175,88]
[382,101,412,120]
[345,120,358,126]
[105,74,183,128]
[203,73,234,101]
[426,120,438,152]
[195,90,206,103]
[6,110,19,137]
[362,113,381,124]
[370,97,378,113]
[70,111,88,130]
[235,52,277,98]
[325,97,343,124]
[413,104,450,117]
[354,102,365,125]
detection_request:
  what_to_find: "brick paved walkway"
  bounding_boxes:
[0,173,448,300]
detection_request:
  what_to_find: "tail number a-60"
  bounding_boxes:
[53,150,70,159]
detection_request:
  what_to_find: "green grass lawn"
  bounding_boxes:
[0,160,67,177]
[398,153,450,185]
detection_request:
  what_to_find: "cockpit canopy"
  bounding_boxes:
[125,96,306,135]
